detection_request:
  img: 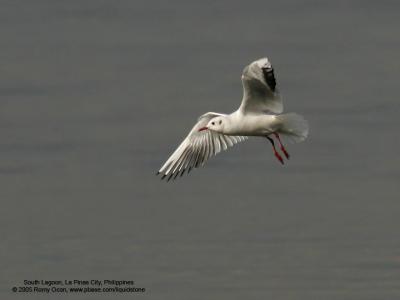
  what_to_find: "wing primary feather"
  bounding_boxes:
[213,133,221,154]
[224,136,234,147]
[186,146,197,172]
[190,138,201,169]
[182,147,194,173]
[167,174,174,182]
[171,146,191,175]
[194,140,203,168]
[195,135,204,168]
[219,134,228,151]
[159,141,186,174]
[193,137,203,168]
[178,147,192,174]
[180,168,186,177]
[199,134,208,166]
[202,132,210,164]
[194,137,205,168]
[173,170,180,180]
[161,161,173,176]
[164,156,178,175]
[207,131,214,159]
[208,131,216,155]
[180,147,192,171]
[222,134,232,149]
[174,152,188,173]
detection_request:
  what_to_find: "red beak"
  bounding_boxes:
[198,127,208,132]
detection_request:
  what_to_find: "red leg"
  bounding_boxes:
[273,133,290,159]
[266,137,284,165]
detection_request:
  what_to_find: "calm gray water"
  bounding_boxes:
[1,1,400,299]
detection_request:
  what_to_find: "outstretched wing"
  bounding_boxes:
[157,112,248,181]
[239,57,283,114]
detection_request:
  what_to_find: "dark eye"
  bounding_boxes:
[219,120,222,125]
[211,122,215,125]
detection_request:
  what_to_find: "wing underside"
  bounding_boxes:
[157,113,247,181]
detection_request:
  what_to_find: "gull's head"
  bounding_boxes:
[198,117,226,133]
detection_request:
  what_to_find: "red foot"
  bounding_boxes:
[280,147,290,160]
[274,133,290,160]
[274,150,284,165]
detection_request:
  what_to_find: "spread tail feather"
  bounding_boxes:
[276,113,309,143]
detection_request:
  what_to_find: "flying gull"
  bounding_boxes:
[157,57,309,181]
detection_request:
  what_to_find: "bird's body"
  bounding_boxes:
[223,110,279,136]
[157,57,309,180]
[215,111,279,136]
